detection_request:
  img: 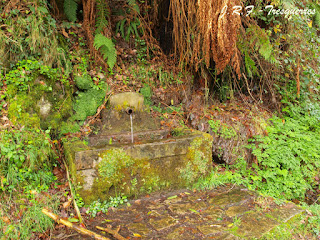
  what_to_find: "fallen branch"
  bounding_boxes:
[42,208,110,240]
[63,159,83,224]
[96,225,127,240]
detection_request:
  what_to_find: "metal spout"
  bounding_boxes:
[125,107,133,115]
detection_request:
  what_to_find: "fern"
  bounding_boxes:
[244,52,258,78]
[310,3,320,27]
[95,0,109,35]
[93,34,117,69]
[127,0,140,14]
[282,0,297,9]
[64,0,78,22]
[116,18,141,41]
[247,25,275,63]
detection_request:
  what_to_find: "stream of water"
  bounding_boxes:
[130,114,134,143]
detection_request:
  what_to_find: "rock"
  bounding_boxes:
[64,132,213,204]
[37,96,52,118]
[109,92,144,112]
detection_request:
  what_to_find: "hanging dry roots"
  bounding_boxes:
[170,0,241,75]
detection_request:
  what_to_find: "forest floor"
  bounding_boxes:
[49,185,303,240]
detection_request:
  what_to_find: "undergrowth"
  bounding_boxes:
[0,193,59,240]
[0,128,59,240]
[199,102,320,201]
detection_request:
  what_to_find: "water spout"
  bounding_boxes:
[130,114,134,143]
[125,108,133,115]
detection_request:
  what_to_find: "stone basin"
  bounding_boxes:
[65,131,213,204]
[64,92,213,203]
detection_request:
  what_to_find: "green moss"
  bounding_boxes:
[69,131,213,204]
[8,95,41,128]
[60,121,80,136]
[171,128,188,137]
[180,133,213,185]
[98,149,135,183]
[73,85,108,121]
[63,139,90,178]
[75,75,93,90]
[6,60,73,132]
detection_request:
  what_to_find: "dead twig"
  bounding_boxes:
[42,208,110,240]
[96,225,127,240]
[63,159,83,224]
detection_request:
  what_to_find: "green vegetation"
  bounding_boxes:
[73,73,108,121]
[98,148,135,181]
[208,119,237,139]
[2,0,320,238]
[86,196,128,217]
[0,128,59,240]
[93,34,117,69]
[140,84,152,105]
[247,104,320,200]
[0,194,60,240]
[197,103,320,201]
[64,0,79,22]
[5,59,73,131]
[0,1,65,71]
[0,128,54,176]
[263,203,320,239]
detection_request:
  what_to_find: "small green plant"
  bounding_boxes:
[140,84,152,105]
[247,103,320,200]
[5,59,57,94]
[135,39,148,63]
[86,196,128,217]
[0,128,52,169]
[208,120,237,139]
[116,17,141,41]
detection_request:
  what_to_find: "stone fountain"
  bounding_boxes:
[64,92,213,203]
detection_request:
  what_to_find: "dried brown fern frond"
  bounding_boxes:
[170,0,241,76]
[198,0,241,74]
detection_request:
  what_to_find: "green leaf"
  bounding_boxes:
[38,6,49,14]
[68,218,79,223]
[93,34,117,69]
[64,0,78,22]
[127,0,140,14]
[189,209,199,214]
[167,195,177,200]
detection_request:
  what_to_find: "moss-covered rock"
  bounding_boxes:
[6,60,73,132]
[64,131,213,204]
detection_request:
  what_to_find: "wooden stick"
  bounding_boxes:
[42,208,110,240]
[96,226,127,240]
[63,159,83,224]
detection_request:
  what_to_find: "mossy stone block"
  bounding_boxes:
[65,130,213,204]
